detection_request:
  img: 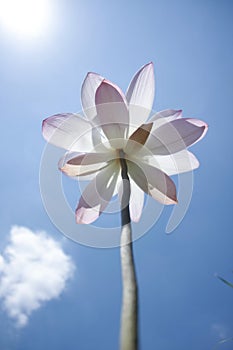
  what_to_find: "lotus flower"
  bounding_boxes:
[42,62,208,224]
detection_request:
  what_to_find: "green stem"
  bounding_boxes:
[119,151,138,350]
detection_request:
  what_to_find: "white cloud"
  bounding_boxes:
[211,323,228,339]
[0,226,75,327]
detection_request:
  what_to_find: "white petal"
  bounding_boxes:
[149,109,182,126]
[81,72,104,121]
[76,162,120,224]
[126,62,155,127]
[146,118,208,155]
[112,172,122,197]
[129,177,144,222]
[59,151,116,177]
[117,175,144,222]
[95,80,129,141]
[144,150,199,175]
[91,127,108,149]
[127,160,177,205]
[42,113,94,152]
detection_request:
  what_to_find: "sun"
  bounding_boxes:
[0,0,51,38]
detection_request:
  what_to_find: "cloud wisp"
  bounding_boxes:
[0,226,75,327]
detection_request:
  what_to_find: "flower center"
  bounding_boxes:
[119,149,125,160]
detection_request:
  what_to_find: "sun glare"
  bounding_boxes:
[0,0,51,38]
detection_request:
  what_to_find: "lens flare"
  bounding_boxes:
[0,0,51,38]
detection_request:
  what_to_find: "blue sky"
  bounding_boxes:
[0,0,233,349]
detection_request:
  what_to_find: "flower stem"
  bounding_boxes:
[119,151,138,350]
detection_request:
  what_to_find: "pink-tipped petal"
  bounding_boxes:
[81,72,104,121]
[42,113,94,152]
[146,118,208,155]
[76,162,119,224]
[185,118,208,143]
[127,160,177,205]
[126,62,155,127]
[95,80,129,140]
[149,109,182,125]
[59,151,116,177]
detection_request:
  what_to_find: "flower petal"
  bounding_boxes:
[59,151,116,177]
[129,177,144,222]
[146,118,208,155]
[143,150,199,175]
[81,72,104,121]
[91,127,107,148]
[127,160,177,205]
[126,62,155,127]
[42,113,94,152]
[95,80,129,141]
[76,162,119,224]
[125,123,153,155]
[117,175,144,222]
[128,123,153,145]
[149,109,182,126]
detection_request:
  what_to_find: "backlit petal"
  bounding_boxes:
[59,151,116,177]
[125,123,153,155]
[146,118,208,155]
[126,62,155,127]
[76,162,119,224]
[117,175,144,222]
[42,113,94,152]
[127,160,177,205]
[91,126,108,149]
[143,150,199,175]
[81,72,104,121]
[149,109,182,126]
[128,123,153,145]
[95,80,129,140]
[129,177,144,222]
